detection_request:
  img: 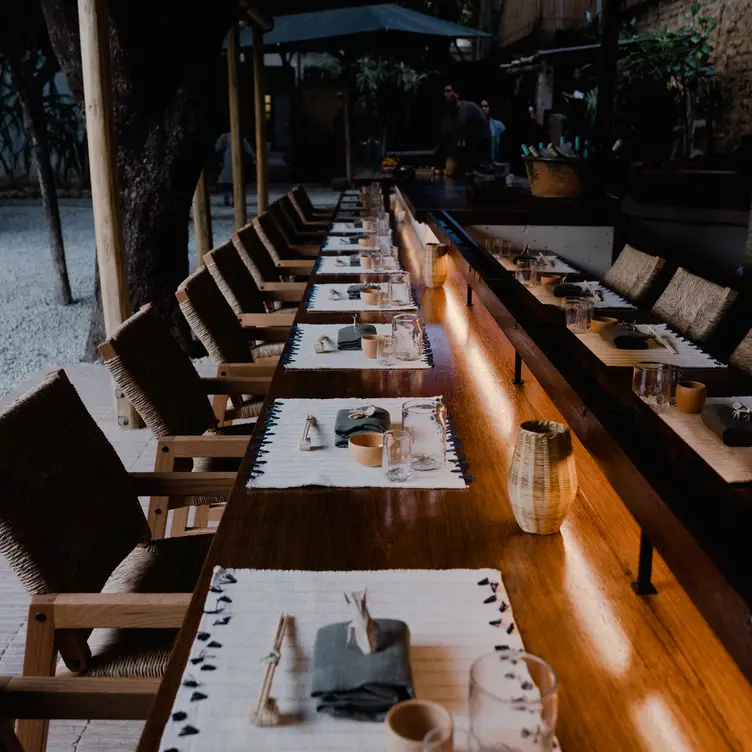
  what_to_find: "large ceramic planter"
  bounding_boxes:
[524,157,593,198]
[423,243,449,289]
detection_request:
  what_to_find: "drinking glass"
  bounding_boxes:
[632,362,674,413]
[468,652,558,752]
[423,726,453,751]
[516,258,541,287]
[377,335,396,365]
[392,313,424,361]
[402,398,447,471]
[370,248,385,272]
[383,430,412,483]
[377,282,391,309]
[389,272,412,308]
[563,296,593,333]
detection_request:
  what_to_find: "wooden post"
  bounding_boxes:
[595,0,621,193]
[227,26,246,229]
[192,170,213,266]
[252,23,269,214]
[343,75,352,184]
[77,0,142,429]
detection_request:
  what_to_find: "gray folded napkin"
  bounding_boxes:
[701,404,752,447]
[553,283,590,298]
[311,619,414,722]
[337,324,377,351]
[334,406,391,447]
[599,323,650,350]
[348,284,376,300]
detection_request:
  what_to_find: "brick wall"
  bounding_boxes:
[631,0,752,150]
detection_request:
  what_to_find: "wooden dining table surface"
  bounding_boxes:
[138,204,752,751]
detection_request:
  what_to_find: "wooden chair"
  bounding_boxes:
[0,676,158,752]
[651,267,738,343]
[255,210,319,259]
[99,304,271,539]
[232,223,315,282]
[291,184,334,220]
[730,328,752,377]
[602,244,665,301]
[205,240,305,319]
[0,370,233,751]
[176,266,292,424]
[280,192,329,232]
[269,200,324,246]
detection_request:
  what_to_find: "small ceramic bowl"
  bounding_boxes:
[361,287,380,306]
[384,699,453,752]
[591,316,618,333]
[361,334,379,359]
[676,380,707,414]
[348,432,384,467]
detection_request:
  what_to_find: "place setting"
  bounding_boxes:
[245,395,469,490]
[306,273,418,313]
[316,247,402,274]
[158,567,558,752]
[283,314,433,371]
[484,240,579,276]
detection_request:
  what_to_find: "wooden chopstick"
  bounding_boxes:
[253,615,287,719]
[646,325,678,355]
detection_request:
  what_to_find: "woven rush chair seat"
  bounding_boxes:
[233,223,283,285]
[602,244,664,301]
[730,328,752,378]
[651,267,737,343]
[255,210,318,260]
[269,200,323,247]
[281,192,329,232]
[292,184,334,220]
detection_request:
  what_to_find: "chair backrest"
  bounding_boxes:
[206,239,267,316]
[279,194,306,233]
[287,190,309,224]
[268,201,300,246]
[253,215,287,263]
[232,224,279,285]
[602,244,665,301]
[730,329,752,378]
[99,305,217,437]
[651,267,737,343]
[0,370,149,667]
[177,268,253,365]
[292,184,314,218]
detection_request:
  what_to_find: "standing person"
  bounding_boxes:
[438,83,490,176]
[480,99,506,163]
[215,132,255,206]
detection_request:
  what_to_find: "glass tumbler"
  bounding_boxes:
[468,652,558,752]
[392,313,424,361]
[632,362,674,413]
[389,272,412,308]
[516,258,541,287]
[377,335,396,366]
[563,296,594,333]
[383,430,412,483]
[370,248,385,272]
[402,398,447,471]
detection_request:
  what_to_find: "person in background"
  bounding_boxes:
[215,132,255,206]
[438,83,490,176]
[480,99,505,163]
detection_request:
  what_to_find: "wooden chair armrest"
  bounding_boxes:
[290,244,321,256]
[0,676,159,720]
[242,326,291,342]
[32,593,192,629]
[277,259,316,274]
[130,471,236,497]
[201,375,272,394]
[261,282,307,294]
[260,288,304,304]
[216,363,277,377]
[159,435,250,458]
[239,312,296,327]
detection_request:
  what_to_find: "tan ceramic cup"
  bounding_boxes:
[361,288,380,306]
[360,236,374,248]
[676,380,707,414]
[363,219,376,231]
[360,254,373,269]
[385,700,453,752]
[591,316,618,333]
[348,433,384,467]
[362,334,379,359]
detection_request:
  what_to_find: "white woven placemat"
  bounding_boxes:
[330,222,375,235]
[159,568,536,752]
[316,257,401,275]
[283,324,432,371]
[658,397,752,483]
[246,397,468,489]
[322,236,365,254]
[574,324,725,368]
[496,254,578,275]
[307,284,417,313]
[525,281,635,309]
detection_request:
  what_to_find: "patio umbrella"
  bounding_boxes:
[234,4,492,182]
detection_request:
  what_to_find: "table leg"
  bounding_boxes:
[512,351,524,385]
[466,284,473,307]
[631,531,658,595]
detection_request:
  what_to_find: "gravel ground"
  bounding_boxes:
[0,186,337,400]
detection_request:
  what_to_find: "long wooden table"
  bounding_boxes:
[138,200,752,750]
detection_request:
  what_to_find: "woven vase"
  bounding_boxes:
[508,421,578,535]
[423,243,449,288]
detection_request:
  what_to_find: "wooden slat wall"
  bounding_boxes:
[499,0,600,48]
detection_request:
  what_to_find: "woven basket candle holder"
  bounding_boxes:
[508,420,578,535]
[423,243,449,289]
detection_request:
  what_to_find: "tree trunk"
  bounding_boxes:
[9,68,73,305]
[40,0,236,351]
[84,261,105,361]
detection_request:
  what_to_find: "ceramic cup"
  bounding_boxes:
[363,219,376,231]
[361,334,379,359]
[385,700,453,752]
[591,316,618,333]
[360,254,373,269]
[676,380,707,414]
[348,432,384,467]
[360,237,374,248]
[361,288,380,306]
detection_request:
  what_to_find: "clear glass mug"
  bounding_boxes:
[402,398,447,471]
[516,258,541,288]
[392,313,424,362]
[389,272,412,308]
[563,296,594,333]
[468,652,558,752]
[632,362,680,413]
[377,335,396,365]
[383,429,412,483]
[370,248,385,272]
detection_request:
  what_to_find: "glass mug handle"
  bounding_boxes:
[422,715,469,751]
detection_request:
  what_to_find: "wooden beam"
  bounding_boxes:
[595,0,621,193]
[192,170,213,266]
[50,593,190,629]
[227,26,247,229]
[252,23,269,213]
[77,0,142,430]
